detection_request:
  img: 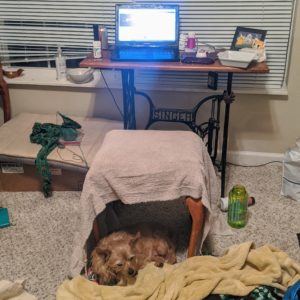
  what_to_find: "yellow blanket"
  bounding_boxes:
[57,242,300,300]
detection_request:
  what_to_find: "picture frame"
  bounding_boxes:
[231,26,267,50]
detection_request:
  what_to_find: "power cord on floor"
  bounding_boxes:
[100,69,124,120]
[227,160,282,168]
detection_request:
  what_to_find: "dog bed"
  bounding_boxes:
[59,242,300,299]
[0,112,123,191]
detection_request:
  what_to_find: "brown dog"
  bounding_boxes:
[91,223,176,285]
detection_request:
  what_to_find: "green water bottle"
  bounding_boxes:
[227,184,248,229]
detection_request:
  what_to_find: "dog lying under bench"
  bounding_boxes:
[90,223,177,286]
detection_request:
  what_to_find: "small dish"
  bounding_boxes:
[218,50,257,68]
[67,68,94,84]
[3,68,24,78]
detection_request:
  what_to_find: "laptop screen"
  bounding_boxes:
[115,4,179,47]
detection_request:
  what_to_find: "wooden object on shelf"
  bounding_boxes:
[0,64,11,122]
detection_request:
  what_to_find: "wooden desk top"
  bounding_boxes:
[80,52,269,74]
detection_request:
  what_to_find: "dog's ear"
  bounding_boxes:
[95,247,111,262]
[129,232,141,246]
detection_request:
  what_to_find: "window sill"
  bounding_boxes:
[4,67,288,96]
[5,67,122,89]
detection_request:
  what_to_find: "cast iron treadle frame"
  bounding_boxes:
[121,69,235,197]
[121,70,137,129]
[135,90,223,166]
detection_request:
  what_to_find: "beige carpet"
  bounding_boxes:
[0,163,299,300]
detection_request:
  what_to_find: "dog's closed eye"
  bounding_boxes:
[129,255,135,261]
[96,248,111,262]
[116,261,124,267]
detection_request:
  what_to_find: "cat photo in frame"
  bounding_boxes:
[231,26,267,50]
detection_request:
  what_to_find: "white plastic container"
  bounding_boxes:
[93,41,102,59]
[179,33,188,51]
[55,46,67,80]
[218,50,257,68]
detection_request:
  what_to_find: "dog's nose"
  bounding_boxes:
[108,278,119,286]
[128,268,137,276]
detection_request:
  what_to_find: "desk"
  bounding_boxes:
[80,55,269,196]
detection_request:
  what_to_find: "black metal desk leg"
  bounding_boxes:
[121,69,136,129]
[221,72,233,197]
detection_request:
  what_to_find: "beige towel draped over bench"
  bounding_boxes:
[70,130,230,277]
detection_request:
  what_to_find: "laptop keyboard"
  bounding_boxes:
[114,48,179,61]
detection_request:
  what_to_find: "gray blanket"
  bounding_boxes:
[70,130,230,276]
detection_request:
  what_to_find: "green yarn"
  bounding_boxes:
[30,113,81,197]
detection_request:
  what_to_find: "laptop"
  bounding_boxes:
[111,4,180,62]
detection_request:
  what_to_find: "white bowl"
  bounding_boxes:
[67,68,94,83]
[218,50,258,68]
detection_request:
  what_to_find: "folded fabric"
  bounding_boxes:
[0,279,37,300]
[58,241,300,300]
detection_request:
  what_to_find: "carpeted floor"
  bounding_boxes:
[0,163,299,300]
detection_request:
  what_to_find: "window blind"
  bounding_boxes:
[0,0,295,92]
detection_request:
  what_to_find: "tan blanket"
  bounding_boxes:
[70,130,231,276]
[58,241,300,300]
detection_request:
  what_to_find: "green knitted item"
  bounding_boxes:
[30,113,81,197]
[219,285,280,300]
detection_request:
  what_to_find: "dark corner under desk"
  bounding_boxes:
[80,53,269,197]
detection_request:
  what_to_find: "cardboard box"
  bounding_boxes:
[0,161,87,192]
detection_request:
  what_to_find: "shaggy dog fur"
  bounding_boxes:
[91,223,177,285]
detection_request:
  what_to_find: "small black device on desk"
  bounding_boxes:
[181,56,215,64]
[181,51,218,65]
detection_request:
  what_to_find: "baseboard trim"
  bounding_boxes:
[226,151,284,166]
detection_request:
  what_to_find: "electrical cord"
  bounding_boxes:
[227,160,282,168]
[99,69,124,119]
[56,146,85,164]
[282,176,300,185]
